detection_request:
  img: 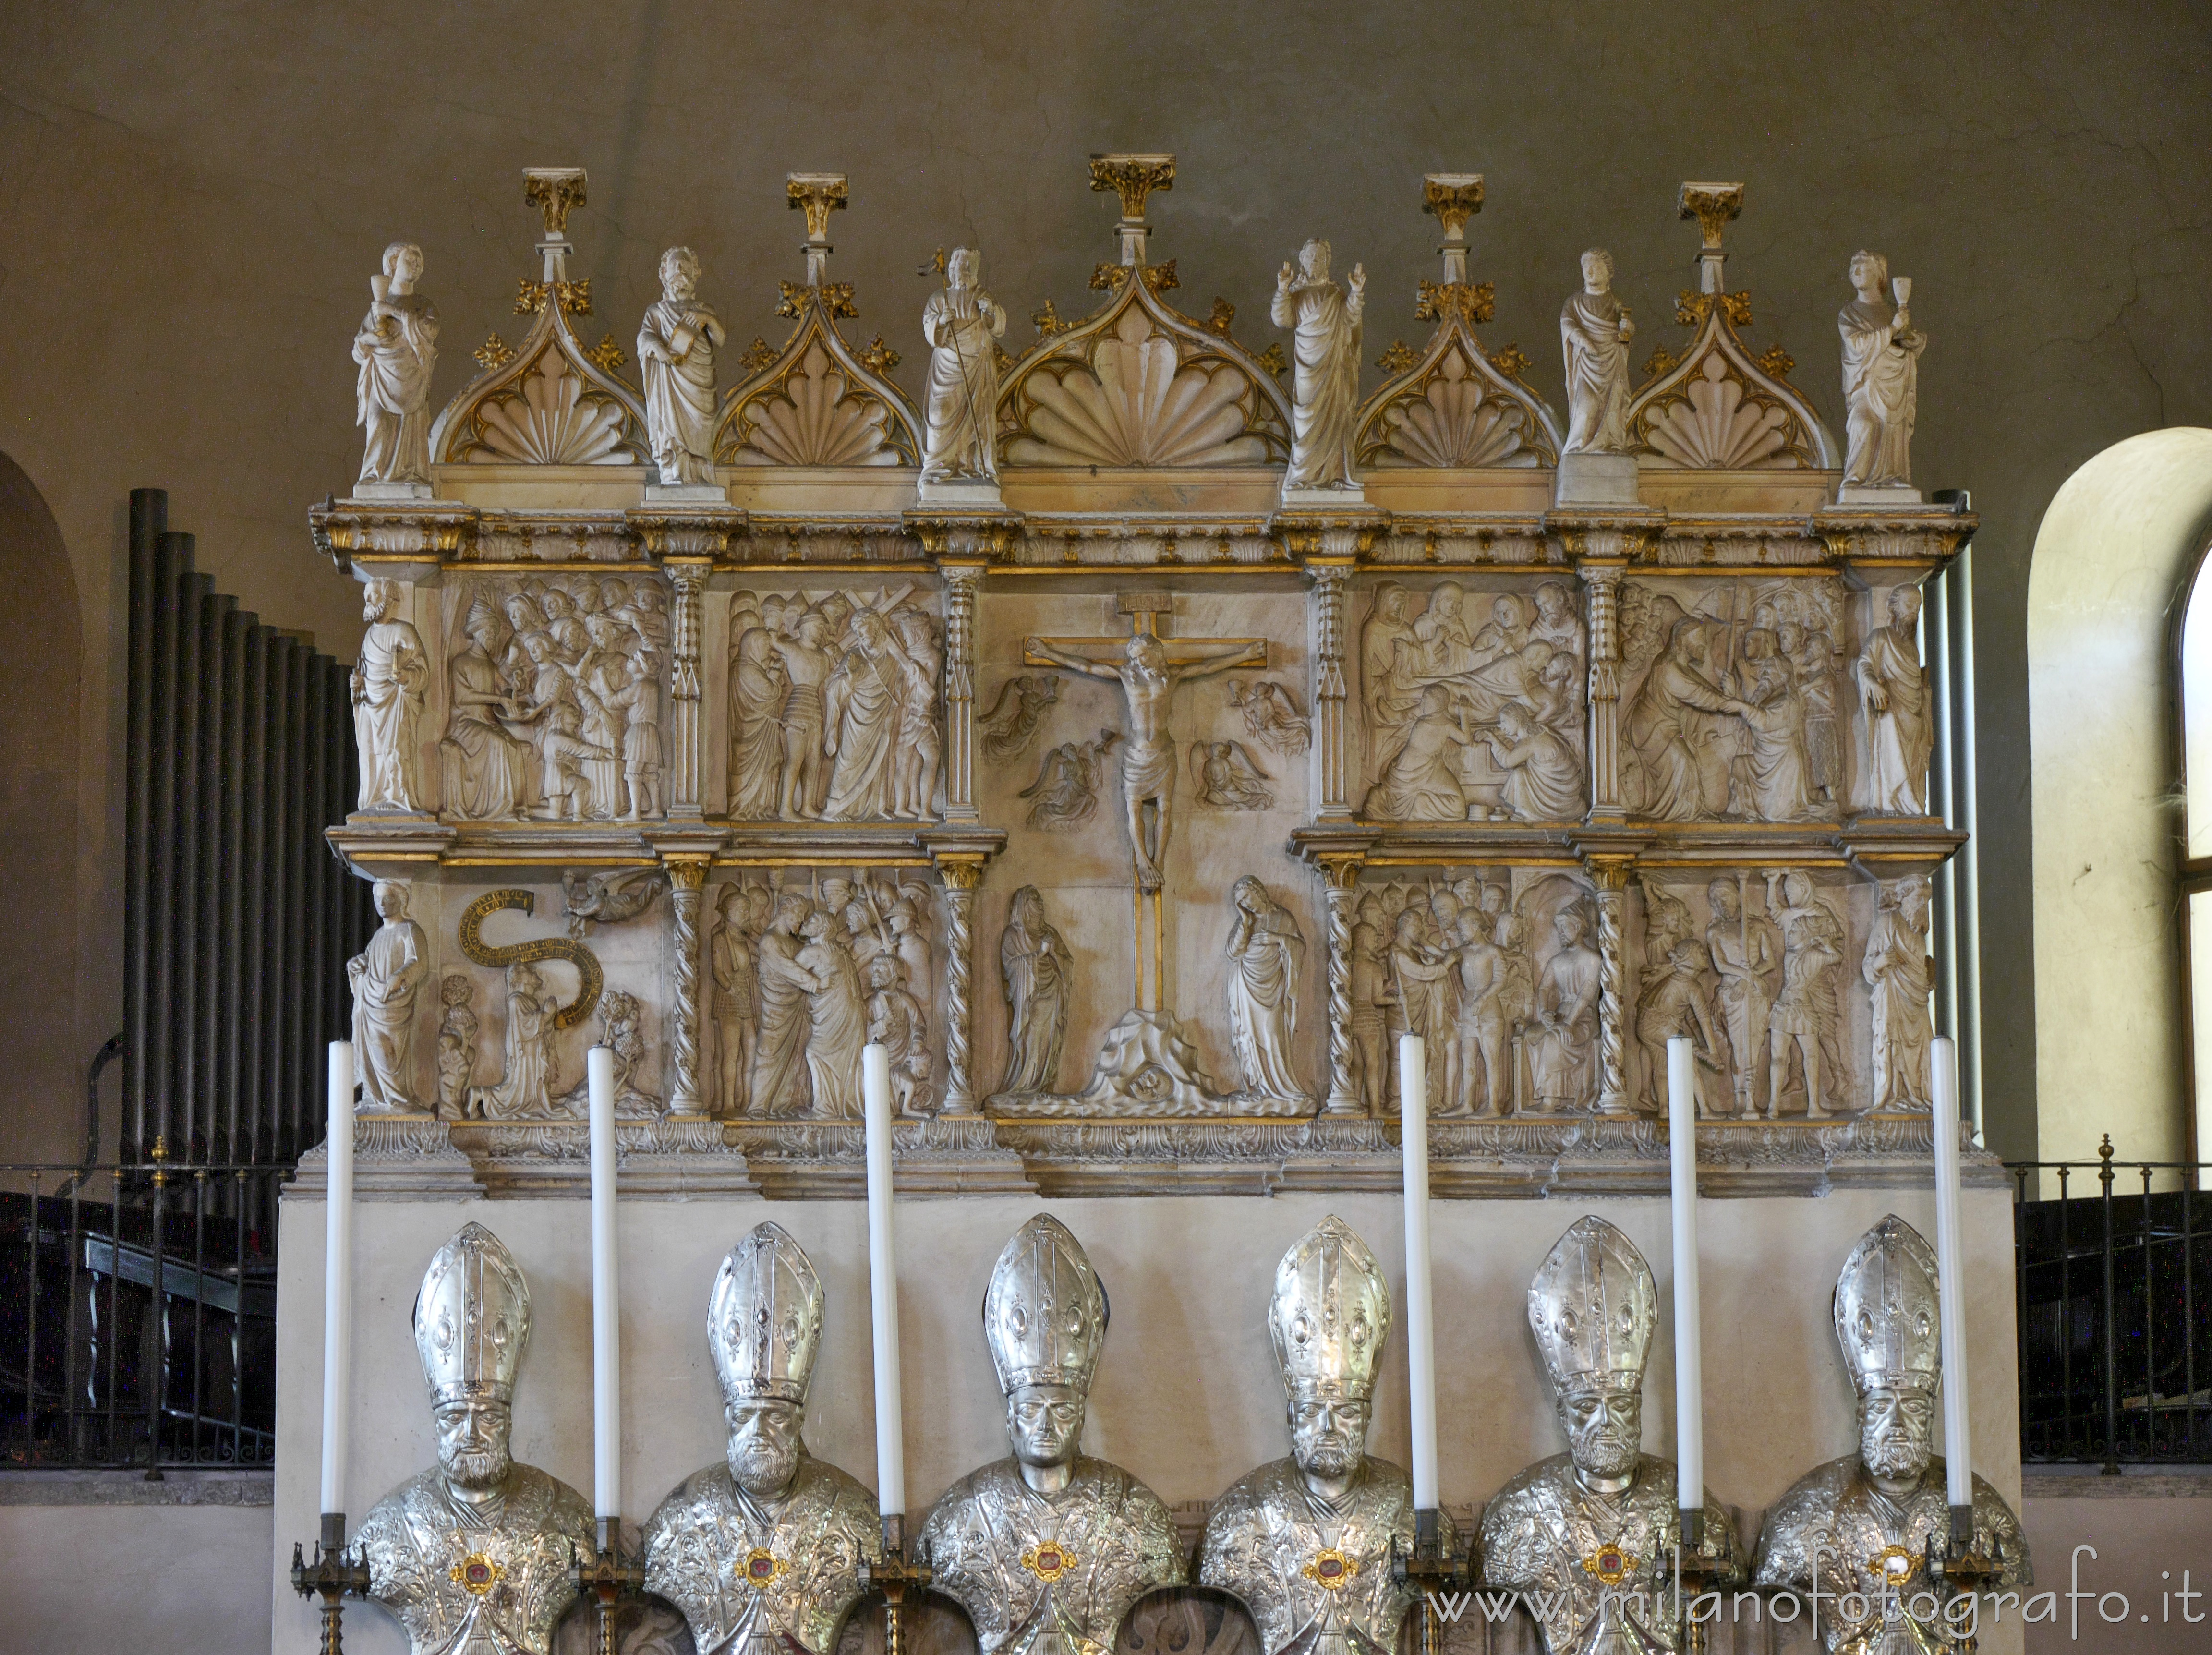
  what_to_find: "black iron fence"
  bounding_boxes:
[2010,1141,2212,1467]
[0,1161,285,1471]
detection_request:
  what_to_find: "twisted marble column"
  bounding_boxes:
[935,857,983,1114]
[1318,856,1363,1114]
[666,858,707,1116]
[1591,861,1630,1113]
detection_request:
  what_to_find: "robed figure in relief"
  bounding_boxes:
[1559,248,1635,454]
[353,578,429,814]
[921,247,1007,482]
[349,880,429,1114]
[1272,238,1365,490]
[637,246,726,487]
[1855,586,1932,814]
[1224,876,1307,1103]
[998,886,1070,1097]
[1838,250,1924,489]
[353,241,439,486]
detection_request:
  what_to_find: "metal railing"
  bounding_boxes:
[0,1159,285,1472]
[2009,1141,2212,1468]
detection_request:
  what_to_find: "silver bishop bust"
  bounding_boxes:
[1753,1216,2030,1653]
[640,1222,882,1655]
[352,1224,596,1655]
[1199,1215,1442,1655]
[919,1213,1185,1655]
[1478,1216,1743,1655]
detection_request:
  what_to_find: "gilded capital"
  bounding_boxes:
[786,172,850,242]
[1421,172,1485,238]
[663,855,709,893]
[1677,181,1745,249]
[1088,152,1176,219]
[933,853,985,892]
[522,167,588,236]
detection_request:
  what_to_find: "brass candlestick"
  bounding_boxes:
[1672,1508,1732,1655]
[858,1514,934,1655]
[291,1513,371,1655]
[572,1517,645,1655]
[1390,1508,1461,1655]
[1922,1504,2006,1653]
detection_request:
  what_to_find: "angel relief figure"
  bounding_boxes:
[1191,740,1273,810]
[1019,730,1121,830]
[1225,678,1312,756]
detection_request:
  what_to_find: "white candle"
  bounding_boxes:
[1932,1036,1973,1509]
[1398,1033,1438,1510]
[1666,1036,1704,1514]
[319,1041,354,1518]
[587,1045,620,1523]
[862,1043,906,1518]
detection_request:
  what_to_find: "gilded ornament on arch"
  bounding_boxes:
[1755,343,1796,379]
[1676,288,1752,328]
[1375,340,1417,374]
[1032,299,1071,337]
[473,333,516,371]
[1090,262,1131,292]
[450,1552,506,1595]
[1088,153,1176,218]
[1140,260,1179,295]
[1257,342,1287,378]
[1641,345,1681,381]
[859,334,901,374]
[1488,343,1534,380]
[993,343,1017,375]
[515,278,548,316]
[738,336,779,374]
[1205,297,1235,336]
[1415,279,1496,326]
[444,346,642,465]
[717,335,914,467]
[585,333,626,372]
[778,279,858,320]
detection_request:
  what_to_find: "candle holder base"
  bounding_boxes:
[1922,1505,2007,1653]
[858,1515,935,1655]
[1390,1508,1462,1655]
[291,1513,372,1655]
[573,1518,646,1655]
[1672,1509,1731,1655]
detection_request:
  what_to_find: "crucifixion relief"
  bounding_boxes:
[1026,593,1265,1009]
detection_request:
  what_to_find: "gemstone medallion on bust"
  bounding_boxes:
[1867,1544,1915,1585]
[449,1553,505,1595]
[1021,1541,1076,1582]
[1301,1547,1358,1591]
[1580,1546,1634,1587]
[735,1547,789,1591]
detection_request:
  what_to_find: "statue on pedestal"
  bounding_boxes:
[352,1225,594,1655]
[641,1223,881,1655]
[637,246,725,488]
[352,242,439,489]
[920,247,1007,485]
[352,578,428,814]
[919,1214,1184,1655]
[1199,1216,1440,1655]
[1753,1216,2031,1651]
[1272,239,1365,492]
[1838,251,1924,490]
[1559,249,1634,454]
[1478,1216,1742,1654]
[348,879,429,1114]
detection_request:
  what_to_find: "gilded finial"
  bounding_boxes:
[522,167,589,237]
[1677,181,1745,249]
[1088,152,1176,220]
[787,173,849,242]
[1421,173,1485,240]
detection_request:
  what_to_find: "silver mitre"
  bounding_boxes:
[707,1220,824,1406]
[1526,1215,1656,1393]
[1269,1214,1390,1403]
[985,1212,1107,1395]
[1834,1213,1941,1395]
[414,1221,530,1406]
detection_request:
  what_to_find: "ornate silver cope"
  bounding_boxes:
[1199,1215,1443,1655]
[641,1222,882,1655]
[1477,1216,1743,1655]
[918,1213,1185,1655]
[352,1223,596,1655]
[1752,1216,2031,1654]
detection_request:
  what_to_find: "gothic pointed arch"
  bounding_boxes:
[429,290,648,466]
[714,283,920,468]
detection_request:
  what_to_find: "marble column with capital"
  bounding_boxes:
[1582,564,1623,819]
[934,857,983,1115]
[1317,857,1364,1114]
[941,564,985,823]
[1307,562,1353,819]
[666,858,708,1116]
[1590,862,1631,1114]
[667,566,708,819]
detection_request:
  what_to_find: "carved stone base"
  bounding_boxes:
[290,1119,484,1199]
[1279,483,1368,510]
[1553,451,1640,505]
[1065,1009,1223,1117]
[641,481,730,504]
[345,480,437,503]
[1835,483,1925,506]
[725,1116,1032,1199]
[916,477,1006,509]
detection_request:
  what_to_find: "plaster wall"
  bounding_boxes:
[268,1186,2024,1655]
[2027,428,2212,1166]
[2019,1484,2212,1655]
[2,2,2211,1160]
[0,1501,274,1655]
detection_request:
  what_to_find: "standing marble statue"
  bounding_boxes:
[1528,906,1600,1111]
[348,880,429,1114]
[1838,251,1925,490]
[1200,1216,1441,1655]
[998,886,1071,1098]
[352,242,439,488]
[1272,239,1366,491]
[352,579,429,814]
[920,247,1007,483]
[1224,875,1307,1103]
[637,246,726,487]
[1754,1217,2031,1651]
[1856,586,1933,814]
[1559,249,1635,454]
[712,884,760,1117]
[351,1224,594,1655]
[1479,1217,1743,1654]
[919,1214,1185,1655]
[1865,877,1934,1111]
[1705,876,1779,1118]
[641,1224,882,1655]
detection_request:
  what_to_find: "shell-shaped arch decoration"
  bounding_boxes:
[1625,295,1839,470]
[997,268,1290,469]
[714,285,921,467]
[430,296,647,466]
[1354,318,1562,470]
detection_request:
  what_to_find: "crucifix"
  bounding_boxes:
[1026,593,1265,1010]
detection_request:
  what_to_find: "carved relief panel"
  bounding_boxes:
[438,573,673,824]
[1354,577,1588,823]
[722,584,944,822]
[1614,575,1847,824]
